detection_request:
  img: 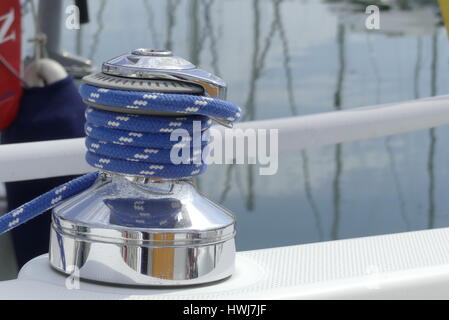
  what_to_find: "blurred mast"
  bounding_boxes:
[87,0,106,61]
[189,0,201,66]
[428,29,439,229]
[274,1,324,239]
[331,22,345,240]
[142,0,161,49]
[164,0,181,51]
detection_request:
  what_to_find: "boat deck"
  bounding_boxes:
[1,227,449,299]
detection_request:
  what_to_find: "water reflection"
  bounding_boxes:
[142,0,161,49]
[414,37,423,99]
[428,28,439,229]
[219,0,281,211]
[274,0,325,238]
[165,0,182,51]
[189,0,201,66]
[17,0,449,250]
[87,0,107,60]
[324,0,443,240]
[385,136,410,229]
[331,22,345,240]
[203,0,221,76]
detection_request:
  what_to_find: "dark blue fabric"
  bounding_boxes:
[0,76,86,268]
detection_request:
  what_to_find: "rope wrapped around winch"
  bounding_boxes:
[0,84,241,234]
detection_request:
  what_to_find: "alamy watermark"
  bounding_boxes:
[170,122,279,176]
[65,5,80,30]
[365,5,380,30]
[65,4,381,31]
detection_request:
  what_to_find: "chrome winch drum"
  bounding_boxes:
[49,49,236,286]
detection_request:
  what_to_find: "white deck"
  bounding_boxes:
[1,227,449,299]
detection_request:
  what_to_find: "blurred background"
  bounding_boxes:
[2,0,449,279]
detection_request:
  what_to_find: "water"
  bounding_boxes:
[17,0,449,253]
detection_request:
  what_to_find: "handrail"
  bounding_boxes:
[2,95,449,182]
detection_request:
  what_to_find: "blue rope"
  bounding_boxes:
[0,83,241,235]
[80,84,241,122]
[84,108,210,178]
[0,172,99,234]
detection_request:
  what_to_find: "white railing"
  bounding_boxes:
[1,95,449,182]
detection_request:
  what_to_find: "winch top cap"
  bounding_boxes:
[102,48,196,74]
[131,48,173,56]
[100,48,227,99]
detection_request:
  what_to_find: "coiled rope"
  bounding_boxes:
[0,84,241,235]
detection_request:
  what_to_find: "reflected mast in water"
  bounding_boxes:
[244,0,280,211]
[189,0,201,66]
[165,0,182,51]
[203,0,221,76]
[331,22,345,240]
[219,0,279,210]
[274,0,324,239]
[365,33,381,104]
[385,136,410,230]
[383,34,425,231]
[414,37,423,99]
[142,0,161,49]
[88,0,107,61]
[428,28,439,229]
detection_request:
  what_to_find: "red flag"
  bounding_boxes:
[0,0,22,130]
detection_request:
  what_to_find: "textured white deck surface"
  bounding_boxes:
[1,227,449,299]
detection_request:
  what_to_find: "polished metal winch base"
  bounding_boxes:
[49,229,236,286]
[49,174,236,286]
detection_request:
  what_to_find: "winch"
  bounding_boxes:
[48,49,239,286]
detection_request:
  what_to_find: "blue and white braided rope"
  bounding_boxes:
[0,172,99,233]
[80,84,241,122]
[85,107,211,178]
[0,83,241,235]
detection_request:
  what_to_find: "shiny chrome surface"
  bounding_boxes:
[101,49,227,99]
[49,232,235,286]
[50,174,236,286]
[50,49,236,286]
[131,48,174,57]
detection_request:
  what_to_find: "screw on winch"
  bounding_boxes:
[48,49,239,286]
